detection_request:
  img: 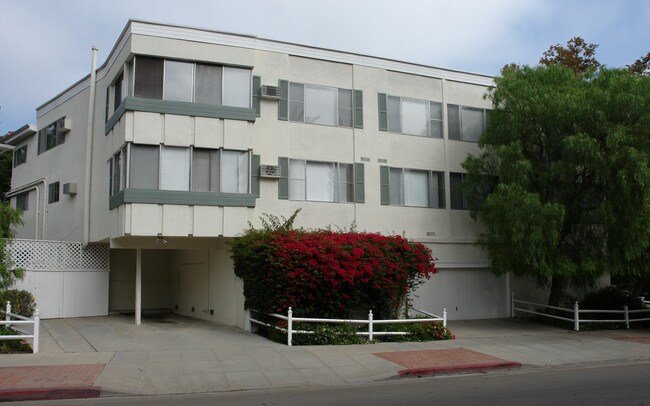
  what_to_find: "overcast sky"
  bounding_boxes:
[1,0,649,134]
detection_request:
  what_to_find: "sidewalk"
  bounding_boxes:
[1,315,649,400]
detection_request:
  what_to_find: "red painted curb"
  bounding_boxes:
[0,386,102,402]
[398,361,522,377]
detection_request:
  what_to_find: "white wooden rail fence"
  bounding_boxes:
[0,301,40,353]
[247,307,446,346]
[511,293,650,332]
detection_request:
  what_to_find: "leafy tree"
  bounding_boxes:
[0,202,24,289]
[539,37,602,75]
[628,51,650,76]
[461,65,650,305]
[0,152,11,202]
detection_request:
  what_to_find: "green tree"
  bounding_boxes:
[628,51,650,76]
[0,202,24,290]
[539,37,602,75]
[461,65,650,305]
[0,152,11,202]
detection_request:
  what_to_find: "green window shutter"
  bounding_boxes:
[278,157,289,199]
[380,165,390,205]
[252,76,261,118]
[354,163,365,203]
[278,80,289,121]
[251,154,261,198]
[353,89,363,129]
[378,93,388,131]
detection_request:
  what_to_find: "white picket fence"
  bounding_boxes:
[0,301,40,353]
[248,307,446,346]
[511,293,650,332]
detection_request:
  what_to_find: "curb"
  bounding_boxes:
[398,361,522,377]
[0,386,102,402]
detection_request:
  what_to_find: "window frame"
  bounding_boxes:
[48,182,60,204]
[383,166,445,209]
[122,144,251,195]
[447,104,488,142]
[288,159,355,203]
[13,145,27,167]
[131,56,251,108]
[15,192,28,211]
[287,82,355,128]
[383,94,443,138]
[37,117,67,155]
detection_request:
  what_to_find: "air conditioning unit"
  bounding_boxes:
[260,164,281,178]
[63,182,78,196]
[57,117,71,132]
[261,85,282,100]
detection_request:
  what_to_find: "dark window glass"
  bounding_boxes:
[195,64,222,105]
[130,145,160,189]
[450,172,468,210]
[13,145,27,167]
[16,193,28,211]
[114,73,124,111]
[48,182,60,204]
[134,56,164,99]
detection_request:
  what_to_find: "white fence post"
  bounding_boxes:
[624,305,629,329]
[443,308,447,327]
[33,309,40,354]
[244,309,251,332]
[5,301,10,328]
[511,292,515,318]
[574,301,580,332]
[368,310,373,342]
[287,307,293,347]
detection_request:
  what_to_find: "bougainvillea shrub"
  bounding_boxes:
[230,213,438,319]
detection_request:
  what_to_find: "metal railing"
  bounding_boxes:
[0,301,40,353]
[248,307,446,346]
[511,293,650,332]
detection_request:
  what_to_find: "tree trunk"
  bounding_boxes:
[547,276,566,307]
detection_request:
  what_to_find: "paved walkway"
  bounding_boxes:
[0,315,649,400]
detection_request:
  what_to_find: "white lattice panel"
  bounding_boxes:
[3,239,110,271]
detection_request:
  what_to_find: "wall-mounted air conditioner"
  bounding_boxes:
[260,164,281,178]
[57,117,72,132]
[63,182,78,195]
[261,85,282,100]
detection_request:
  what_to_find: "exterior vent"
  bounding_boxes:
[261,85,282,100]
[260,164,281,178]
[63,182,78,195]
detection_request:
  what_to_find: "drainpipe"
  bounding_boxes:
[83,46,98,246]
[6,178,47,239]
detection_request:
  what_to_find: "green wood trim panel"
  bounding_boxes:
[278,157,289,199]
[104,99,127,134]
[251,154,261,198]
[278,79,288,121]
[378,93,388,131]
[253,76,261,117]
[105,97,257,134]
[109,189,256,210]
[354,163,365,203]
[353,89,363,129]
[109,190,125,210]
[380,165,390,205]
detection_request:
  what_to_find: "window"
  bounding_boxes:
[113,73,124,111]
[13,145,27,167]
[37,117,68,154]
[450,172,469,210]
[15,193,28,211]
[48,182,60,204]
[379,94,442,138]
[288,160,354,202]
[288,83,354,127]
[109,147,128,196]
[133,56,251,108]
[448,104,488,142]
[127,145,250,194]
[381,166,444,208]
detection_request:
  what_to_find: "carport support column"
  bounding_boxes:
[135,248,142,326]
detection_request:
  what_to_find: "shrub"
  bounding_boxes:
[374,319,455,342]
[580,286,643,311]
[231,212,438,320]
[0,326,32,353]
[0,289,36,317]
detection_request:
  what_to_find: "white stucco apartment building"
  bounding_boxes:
[3,20,514,327]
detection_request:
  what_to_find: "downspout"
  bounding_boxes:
[6,178,47,239]
[83,46,98,247]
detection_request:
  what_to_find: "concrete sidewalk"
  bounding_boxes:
[1,315,649,400]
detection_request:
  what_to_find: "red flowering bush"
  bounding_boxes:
[231,212,438,319]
